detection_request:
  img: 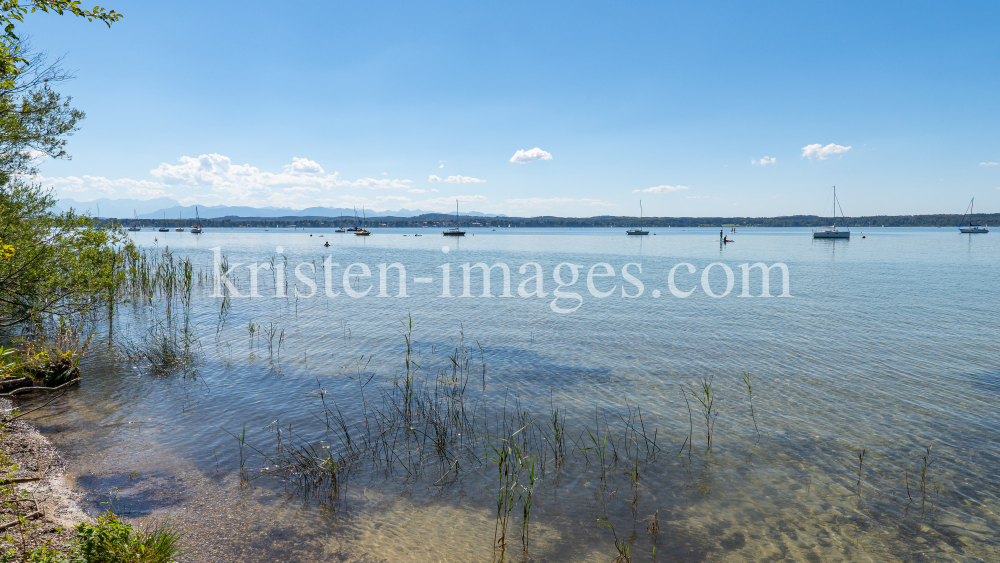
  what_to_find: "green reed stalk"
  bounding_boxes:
[741,370,760,442]
[921,445,934,509]
[857,447,866,497]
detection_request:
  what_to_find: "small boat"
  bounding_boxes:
[190,206,203,234]
[627,201,649,235]
[158,212,170,232]
[127,210,141,231]
[812,186,850,239]
[355,207,371,236]
[175,211,184,231]
[959,198,989,233]
[443,200,466,236]
[347,207,362,232]
[335,228,346,233]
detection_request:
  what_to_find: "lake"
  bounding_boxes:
[26,226,1000,562]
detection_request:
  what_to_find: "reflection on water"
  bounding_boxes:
[20,227,1000,561]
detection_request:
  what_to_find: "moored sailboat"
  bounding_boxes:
[190,207,203,234]
[627,201,649,235]
[959,198,989,233]
[127,210,141,231]
[355,207,371,236]
[443,200,466,236]
[812,186,850,239]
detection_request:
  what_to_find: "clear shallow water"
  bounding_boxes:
[22,227,1000,562]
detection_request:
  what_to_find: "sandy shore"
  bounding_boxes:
[0,398,88,558]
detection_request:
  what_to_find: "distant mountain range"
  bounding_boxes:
[55,198,505,220]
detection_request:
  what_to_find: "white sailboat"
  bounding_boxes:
[443,200,466,236]
[355,207,371,236]
[812,186,850,239]
[190,207,203,234]
[626,201,649,235]
[127,210,141,231]
[959,198,989,233]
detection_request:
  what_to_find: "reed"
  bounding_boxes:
[856,447,866,497]
[117,315,198,377]
[229,424,250,488]
[741,370,760,442]
[686,376,716,452]
[679,386,693,462]
[596,516,631,563]
[920,445,933,509]
[904,460,913,503]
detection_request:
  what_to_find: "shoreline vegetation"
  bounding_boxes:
[95,211,1000,230]
[0,2,182,560]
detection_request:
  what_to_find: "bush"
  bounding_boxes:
[21,512,182,563]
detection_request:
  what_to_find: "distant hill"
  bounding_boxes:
[55,198,505,219]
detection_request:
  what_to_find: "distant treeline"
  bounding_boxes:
[100,212,1000,229]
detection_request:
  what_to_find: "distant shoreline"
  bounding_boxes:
[96,212,998,229]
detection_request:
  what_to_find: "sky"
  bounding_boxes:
[20,0,1000,217]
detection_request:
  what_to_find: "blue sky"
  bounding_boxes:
[23,0,1000,217]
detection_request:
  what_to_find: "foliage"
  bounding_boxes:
[0,47,85,182]
[75,513,181,563]
[0,180,135,327]
[17,512,182,563]
[0,2,121,88]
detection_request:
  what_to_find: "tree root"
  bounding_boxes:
[0,378,80,399]
[0,510,42,531]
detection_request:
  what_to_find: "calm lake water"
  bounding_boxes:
[25,227,1000,562]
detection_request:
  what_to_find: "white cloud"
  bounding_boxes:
[283,186,321,194]
[428,175,442,182]
[980,162,998,166]
[632,185,690,194]
[578,198,617,207]
[752,156,776,166]
[74,176,171,199]
[431,189,439,193]
[801,143,851,160]
[509,147,553,164]
[283,157,324,175]
[409,188,427,193]
[32,175,84,186]
[127,186,167,198]
[444,175,485,184]
[420,194,487,207]
[143,153,416,208]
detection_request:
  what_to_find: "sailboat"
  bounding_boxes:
[158,212,169,232]
[190,207,203,234]
[355,207,371,236]
[626,201,649,235]
[127,210,141,231]
[959,198,989,233]
[175,211,184,231]
[347,207,361,232]
[443,200,466,236]
[812,186,850,239]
